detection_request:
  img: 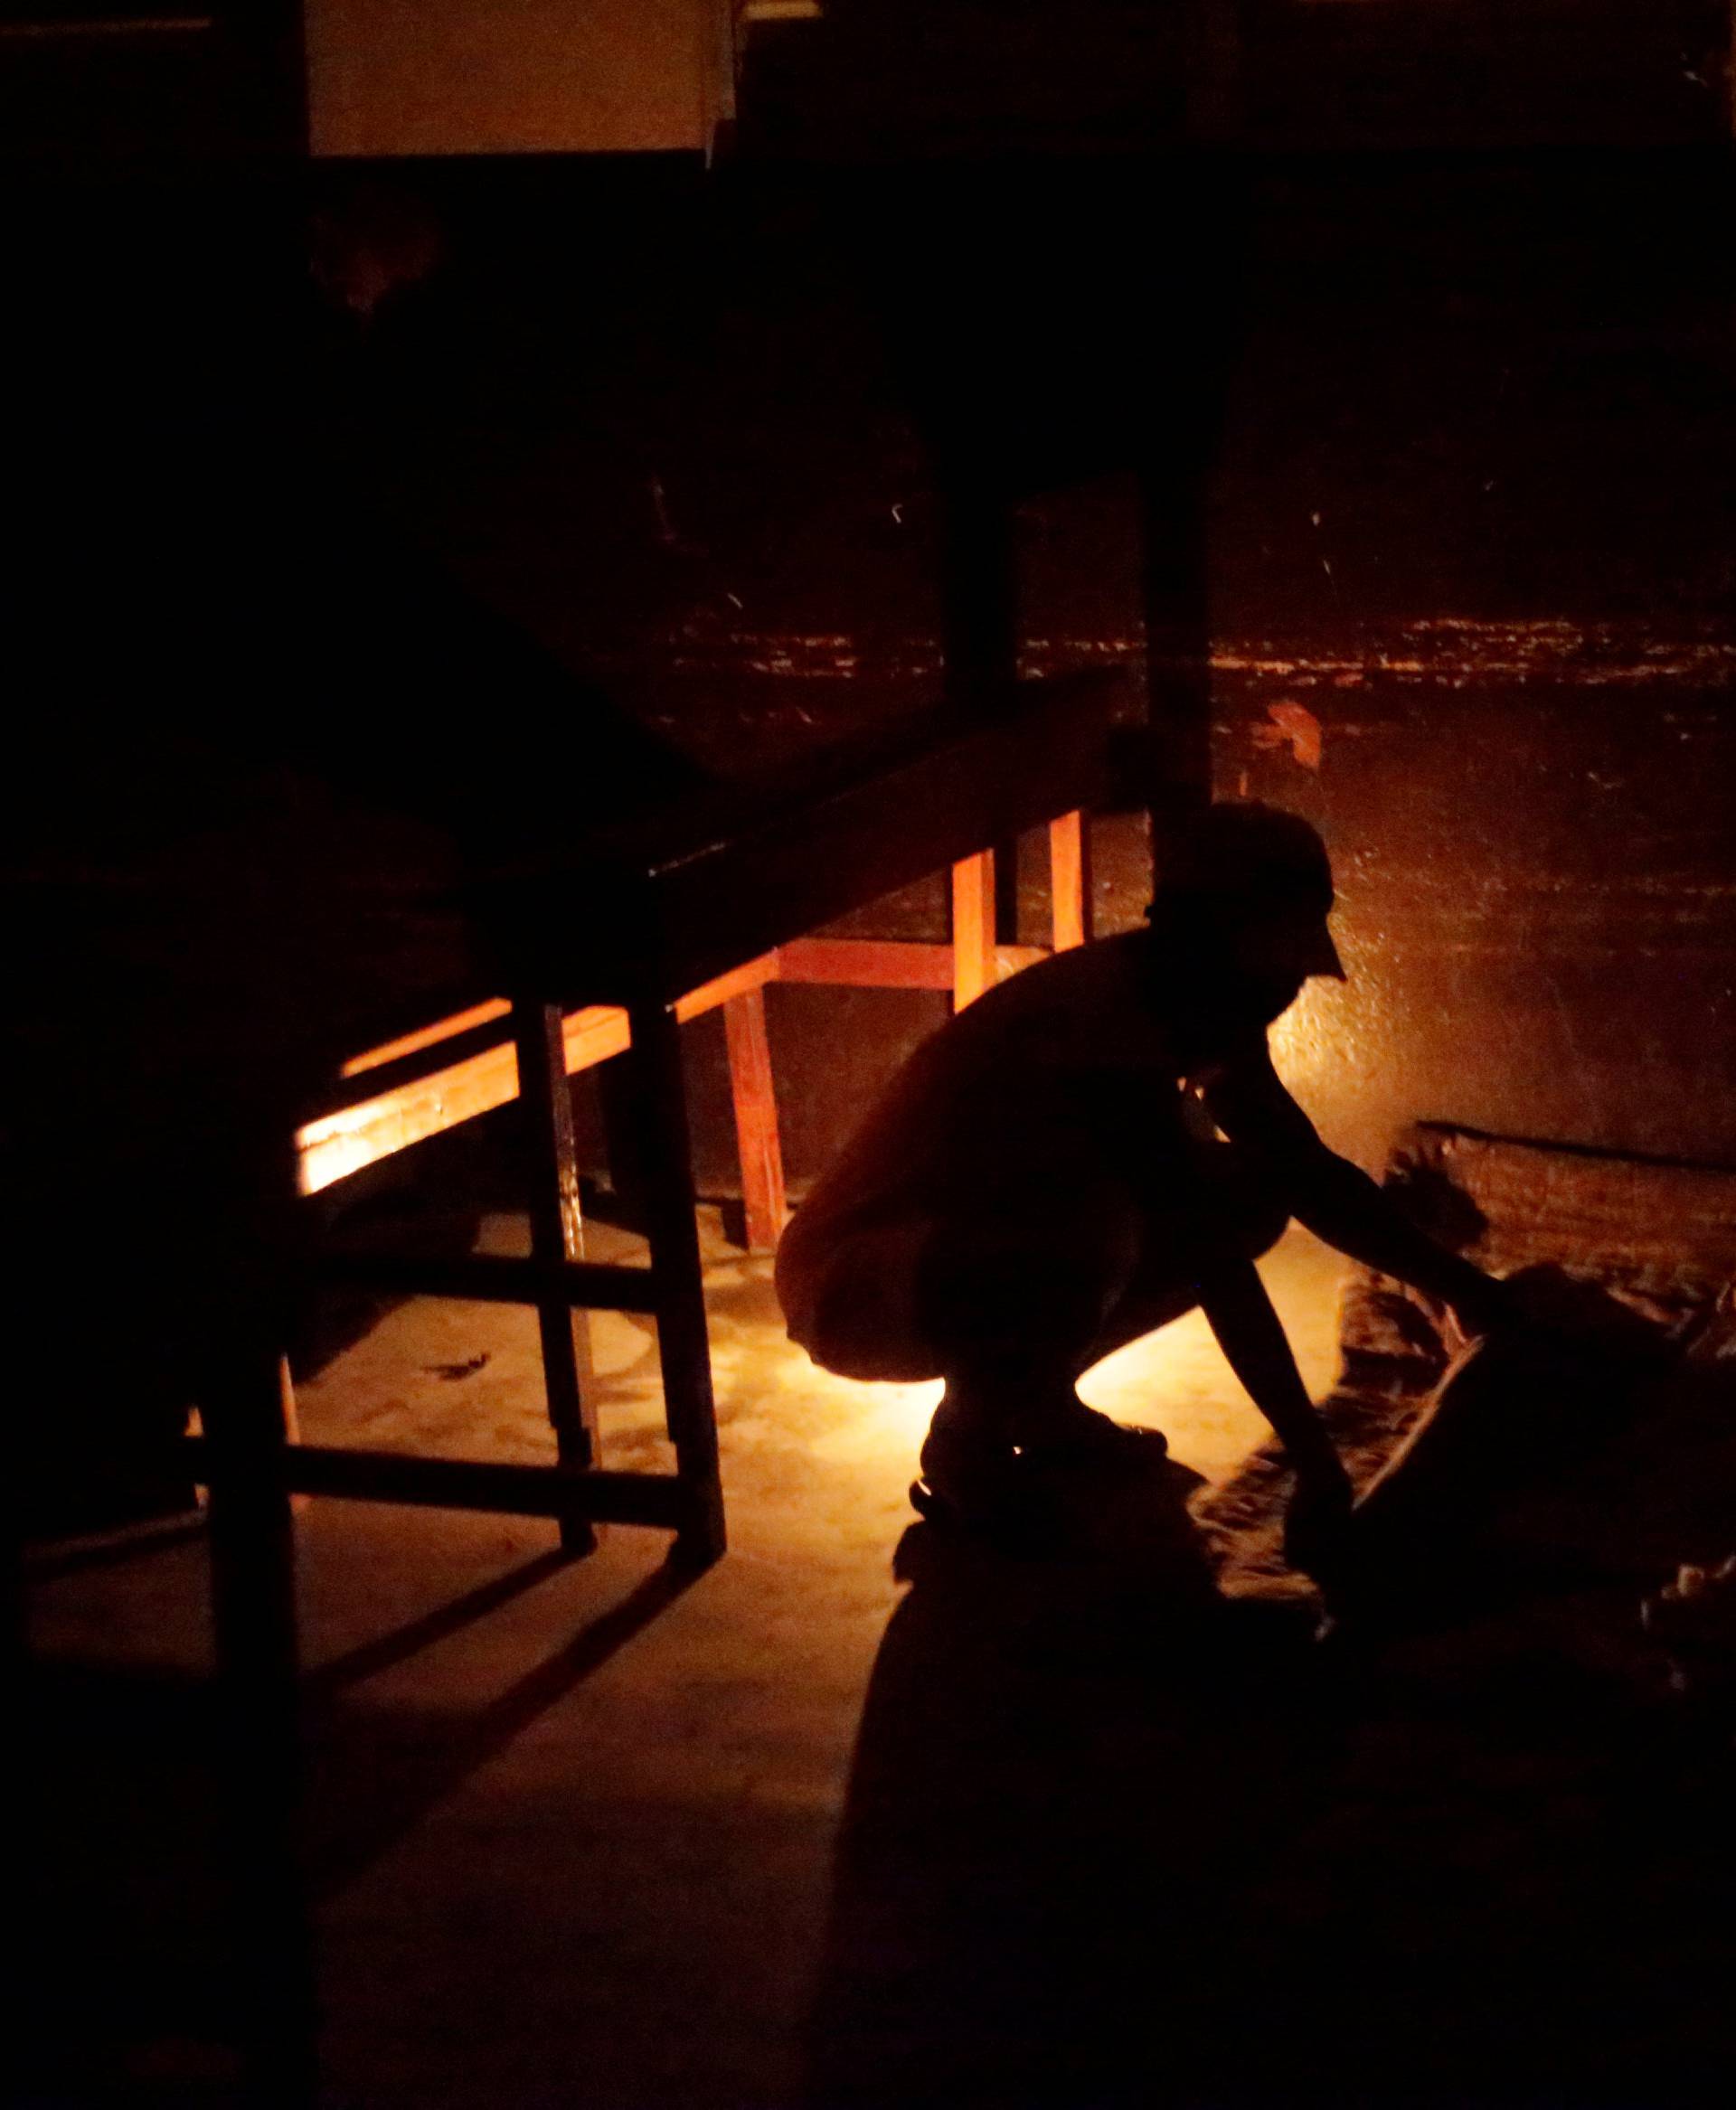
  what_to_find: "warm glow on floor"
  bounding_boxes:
[288,1218,1350,1546]
[782,1227,1349,1488]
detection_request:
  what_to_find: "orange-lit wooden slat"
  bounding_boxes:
[672,955,779,1023]
[723,987,786,1250]
[182,1436,690,1528]
[340,998,514,1079]
[299,1037,524,1195]
[951,851,997,1009]
[299,894,1077,1199]
[298,956,782,1196]
[1048,808,1091,951]
[777,937,952,989]
[775,937,1045,988]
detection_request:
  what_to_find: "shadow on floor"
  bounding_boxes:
[302,1555,700,1898]
[805,1457,1335,2108]
[805,1435,1736,2108]
[18,1659,238,2096]
[17,1552,701,2098]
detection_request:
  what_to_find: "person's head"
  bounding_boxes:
[1147,801,1344,1023]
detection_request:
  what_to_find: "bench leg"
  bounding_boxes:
[625,998,726,1568]
[202,1333,316,2103]
[1048,809,1093,951]
[723,987,787,1253]
[951,850,997,1010]
[514,998,599,1558]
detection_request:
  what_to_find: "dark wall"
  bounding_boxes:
[13,140,1735,1259]
[297,147,1734,1179]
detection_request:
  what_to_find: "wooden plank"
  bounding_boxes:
[184,1438,687,1529]
[723,987,787,1251]
[624,996,726,1566]
[776,937,1046,988]
[1048,808,1092,951]
[297,960,782,1198]
[674,954,778,1022]
[538,670,1127,1006]
[297,918,1064,1198]
[317,1249,659,1314]
[778,936,956,989]
[561,1007,627,1071]
[340,998,513,1079]
[951,850,997,1010]
[513,999,599,1556]
[298,1039,523,1194]
[302,918,1052,1206]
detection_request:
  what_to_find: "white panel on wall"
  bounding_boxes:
[307,0,735,157]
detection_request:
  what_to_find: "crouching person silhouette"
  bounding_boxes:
[775,803,1513,1565]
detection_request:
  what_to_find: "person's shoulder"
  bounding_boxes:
[1058,927,1172,1014]
[964,927,1160,1025]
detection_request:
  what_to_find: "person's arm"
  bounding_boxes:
[1203,1042,1510,1334]
[1197,1254,1337,1474]
[1195,1251,1354,1573]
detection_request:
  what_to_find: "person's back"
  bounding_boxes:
[777,928,1187,1360]
[775,801,1514,1558]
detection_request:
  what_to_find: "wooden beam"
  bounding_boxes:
[1048,809,1092,951]
[951,851,997,1010]
[625,996,726,1567]
[723,988,787,1251]
[184,1437,688,1530]
[514,1000,600,1559]
[340,999,513,1079]
[673,955,779,1022]
[318,1249,660,1314]
[297,957,781,1196]
[559,672,1126,1006]
[298,1030,561,1197]
[778,936,952,990]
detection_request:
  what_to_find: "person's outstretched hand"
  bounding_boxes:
[1451,1263,1665,1365]
[1284,1453,1356,1581]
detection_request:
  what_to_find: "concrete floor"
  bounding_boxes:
[24,1221,1347,2105]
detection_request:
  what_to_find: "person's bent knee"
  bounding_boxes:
[777,1220,944,1383]
[1243,1192,1290,1262]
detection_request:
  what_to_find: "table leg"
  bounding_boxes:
[723,987,788,1253]
[202,1333,316,2104]
[1048,809,1093,951]
[625,998,726,1568]
[513,998,599,1558]
[951,851,997,1009]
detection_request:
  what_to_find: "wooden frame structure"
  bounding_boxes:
[185,672,1127,1575]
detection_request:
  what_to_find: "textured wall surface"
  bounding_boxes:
[305,150,1733,1182]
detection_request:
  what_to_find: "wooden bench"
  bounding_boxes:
[185,669,1131,1572]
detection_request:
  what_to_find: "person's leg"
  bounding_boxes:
[781,1145,1290,1519]
[1071,1142,1290,1379]
[776,1210,944,1384]
[912,1183,1144,1512]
